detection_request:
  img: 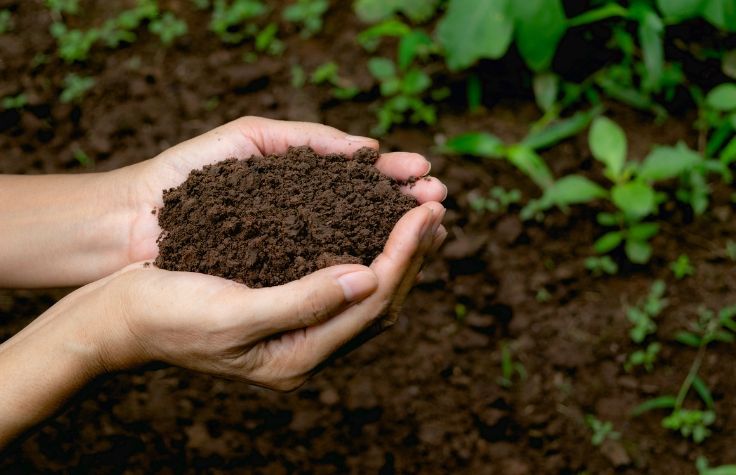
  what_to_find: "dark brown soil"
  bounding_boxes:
[2,1,736,474]
[154,146,416,287]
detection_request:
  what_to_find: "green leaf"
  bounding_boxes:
[632,395,677,416]
[356,19,411,51]
[595,231,624,253]
[510,0,566,71]
[693,375,715,409]
[656,0,707,19]
[628,222,660,241]
[638,143,702,182]
[703,0,736,32]
[437,0,514,71]
[590,117,627,180]
[626,239,653,264]
[367,57,396,80]
[443,132,505,157]
[401,69,431,95]
[675,330,703,347]
[612,182,656,219]
[533,73,558,113]
[705,83,736,111]
[506,146,555,189]
[398,30,433,69]
[638,8,664,92]
[536,175,607,209]
[597,212,619,226]
[522,107,601,151]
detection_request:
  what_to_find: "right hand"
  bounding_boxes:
[64,201,445,390]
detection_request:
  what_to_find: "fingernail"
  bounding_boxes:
[441,183,448,201]
[338,270,377,302]
[422,160,432,177]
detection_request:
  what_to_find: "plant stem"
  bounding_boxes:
[674,342,707,410]
[568,4,629,28]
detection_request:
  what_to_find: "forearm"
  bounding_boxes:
[0,304,104,449]
[0,172,134,288]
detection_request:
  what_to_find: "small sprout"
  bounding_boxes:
[727,240,736,261]
[626,280,667,344]
[73,148,93,167]
[210,0,267,44]
[31,53,49,68]
[149,12,188,45]
[535,288,551,303]
[662,409,715,444]
[625,342,661,372]
[670,254,694,280]
[585,255,618,276]
[585,415,620,446]
[696,456,736,475]
[204,97,220,111]
[470,186,521,214]
[283,0,328,38]
[1,93,27,110]
[453,303,467,321]
[497,342,526,388]
[51,22,99,63]
[255,23,284,55]
[60,73,95,103]
[45,0,80,15]
[311,62,359,100]
[0,9,13,34]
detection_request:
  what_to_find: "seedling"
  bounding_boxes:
[535,288,551,303]
[0,9,12,34]
[585,415,620,447]
[149,12,188,45]
[634,305,736,443]
[60,74,95,103]
[696,456,736,475]
[283,0,328,38]
[625,342,661,372]
[585,256,618,276]
[45,0,79,15]
[310,62,359,100]
[670,254,694,280]
[497,342,526,388]
[210,0,266,44]
[73,148,93,167]
[254,23,284,56]
[470,187,521,214]
[627,280,667,344]
[354,0,440,23]
[290,65,306,88]
[1,94,27,110]
[50,22,99,63]
[727,240,736,261]
[453,303,467,322]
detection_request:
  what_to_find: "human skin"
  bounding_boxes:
[0,117,447,449]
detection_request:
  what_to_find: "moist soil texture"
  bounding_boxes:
[154,146,416,288]
[2,1,736,474]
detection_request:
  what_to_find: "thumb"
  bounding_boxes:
[246,264,378,337]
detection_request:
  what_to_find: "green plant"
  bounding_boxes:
[0,9,12,34]
[585,415,621,446]
[497,342,526,388]
[625,341,661,372]
[697,456,736,475]
[634,305,736,443]
[149,12,188,45]
[627,280,667,344]
[210,0,266,44]
[671,254,694,279]
[454,303,467,321]
[283,0,328,37]
[470,187,521,214]
[584,256,619,276]
[310,62,360,100]
[290,64,306,88]
[254,23,284,55]
[73,148,93,166]
[50,22,100,63]
[354,0,440,24]
[45,0,80,15]
[60,74,95,103]
[727,240,736,261]
[1,93,27,110]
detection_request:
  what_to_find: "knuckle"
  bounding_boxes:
[296,289,327,327]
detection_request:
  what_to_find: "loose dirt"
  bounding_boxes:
[154,146,416,287]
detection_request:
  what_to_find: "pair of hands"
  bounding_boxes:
[51,117,447,391]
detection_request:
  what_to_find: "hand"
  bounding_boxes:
[113,116,447,265]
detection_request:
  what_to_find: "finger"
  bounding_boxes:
[245,264,378,338]
[400,176,448,203]
[287,203,444,364]
[374,152,431,181]
[233,117,379,157]
[431,225,448,254]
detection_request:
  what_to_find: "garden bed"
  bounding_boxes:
[1,1,736,474]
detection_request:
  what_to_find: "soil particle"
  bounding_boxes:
[155,146,416,287]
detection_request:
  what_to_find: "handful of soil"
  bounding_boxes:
[154,146,417,287]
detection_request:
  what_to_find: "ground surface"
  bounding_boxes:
[1,1,736,474]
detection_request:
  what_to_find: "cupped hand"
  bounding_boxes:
[114,116,447,264]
